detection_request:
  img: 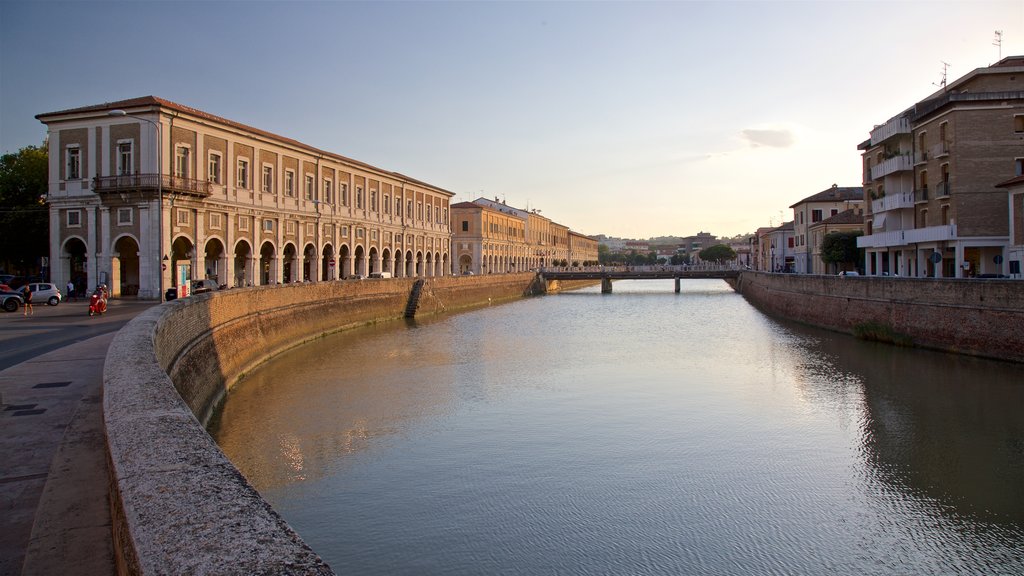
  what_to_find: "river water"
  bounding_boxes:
[212,279,1024,575]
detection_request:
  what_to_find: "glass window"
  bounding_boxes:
[237,159,250,188]
[208,153,222,184]
[356,187,364,209]
[324,180,333,204]
[67,209,81,227]
[304,175,314,200]
[117,207,132,225]
[175,146,190,178]
[262,165,274,193]
[176,209,190,226]
[209,213,222,229]
[66,147,81,180]
[238,216,249,231]
[462,221,469,232]
[118,141,133,176]
[340,183,349,206]
[263,219,274,232]
[285,170,295,196]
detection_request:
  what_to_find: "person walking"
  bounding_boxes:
[22,285,33,317]
[66,279,75,301]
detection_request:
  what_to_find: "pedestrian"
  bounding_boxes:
[66,280,75,301]
[23,285,33,317]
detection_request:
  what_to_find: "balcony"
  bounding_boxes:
[871,191,915,214]
[931,142,950,159]
[857,224,957,248]
[869,116,911,146]
[914,187,929,203]
[936,181,951,197]
[93,173,212,198]
[870,153,913,180]
[915,151,928,165]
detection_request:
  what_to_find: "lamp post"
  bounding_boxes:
[109,109,164,300]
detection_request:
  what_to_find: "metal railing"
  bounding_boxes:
[914,187,929,202]
[93,173,212,197]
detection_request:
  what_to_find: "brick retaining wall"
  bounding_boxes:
[731,272,1024,363]
[103,273,542,575]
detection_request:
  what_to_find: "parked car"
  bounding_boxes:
[368,272,392,279]
[1,290,23,312]
[837,271,860,276]
[20,283,62,305]
[191,279,220,294]
[345,274,365,280]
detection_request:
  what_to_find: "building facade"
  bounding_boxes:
[790,185,864,274]
[858,56,1024,277]
[807,208,865,274]
[37,97,453,299]
[451,197,595,274]
[756,222,795,272]
[997,175,1024,277]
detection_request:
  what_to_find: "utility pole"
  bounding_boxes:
[993,30,1003,61]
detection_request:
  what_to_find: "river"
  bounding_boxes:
[212,279,1024,575]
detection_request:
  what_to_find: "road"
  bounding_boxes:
[0,297,158,371]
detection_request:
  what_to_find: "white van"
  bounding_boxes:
[368,272,392,279]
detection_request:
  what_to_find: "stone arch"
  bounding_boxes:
[354,245,366,277]
[302,243,316,281]
[459,254,472,275]
[203,237,226,286]
[424,251,433,277]
[170,236,195,290]
[404,250,414,278]
[111,234,141,297]
[233,239,253,287]
[339,243,351,279]
[322,243,335,280]
[282,243,298,284]
[382,248,392,274]
[259,241,276,285]
[416,251,424,277]
[368,246,379,275]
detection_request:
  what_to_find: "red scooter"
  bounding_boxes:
[88,286,108,316]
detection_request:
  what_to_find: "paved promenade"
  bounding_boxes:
[1,299,155,576]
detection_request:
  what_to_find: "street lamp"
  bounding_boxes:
[109,109,164,300]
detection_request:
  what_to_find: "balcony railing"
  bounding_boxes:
[869,116,911,146]
[871,191,915,214]
[857,224,958,248]
[914,187,929,202]
[93,173,212,198]
[936,181,951,197]
[870,153,914,180]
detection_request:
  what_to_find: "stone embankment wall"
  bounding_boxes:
[730,272,1024,363]
[103,273,544,575]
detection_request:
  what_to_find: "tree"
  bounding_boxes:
[699,244,736,263]
[0,145,49,275]
[820,231,864,272]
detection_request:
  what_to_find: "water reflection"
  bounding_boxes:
[213,279,1024,575]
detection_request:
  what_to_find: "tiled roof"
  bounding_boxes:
[790,186,863,207]
[995,174,1024,188]
[813,208,863,227]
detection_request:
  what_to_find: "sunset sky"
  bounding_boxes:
[2,1,1020,238]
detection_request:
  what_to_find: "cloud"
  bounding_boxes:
[741,128,796,148]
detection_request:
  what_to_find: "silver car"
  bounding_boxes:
[21,282,63,306]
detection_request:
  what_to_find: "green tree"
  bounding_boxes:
[0,144,49,275]
[820,231,864,272]
[699,244,736,263]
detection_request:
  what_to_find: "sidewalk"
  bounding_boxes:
[0,332,116,576]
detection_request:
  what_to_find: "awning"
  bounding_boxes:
[872,213,886,229]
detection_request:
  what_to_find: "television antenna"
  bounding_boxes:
[933,61,950,90]
[993,30,1003,61]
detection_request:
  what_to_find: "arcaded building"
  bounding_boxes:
[858,56,1024,277]
[36,97,453,299]
[451,197,596,274]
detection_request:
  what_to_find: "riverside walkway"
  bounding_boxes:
[0,299,155,576]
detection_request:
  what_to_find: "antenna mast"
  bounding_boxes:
[993,30,1003,61]
[933,61,950,90]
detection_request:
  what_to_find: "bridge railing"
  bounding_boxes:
[540,264,743,274]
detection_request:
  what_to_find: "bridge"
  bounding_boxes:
[539,265,742,293]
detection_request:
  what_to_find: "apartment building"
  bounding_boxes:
[451,197,596,274]
[790,185,863,274]
[36,97,453,299]
[858,56,1024,277]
